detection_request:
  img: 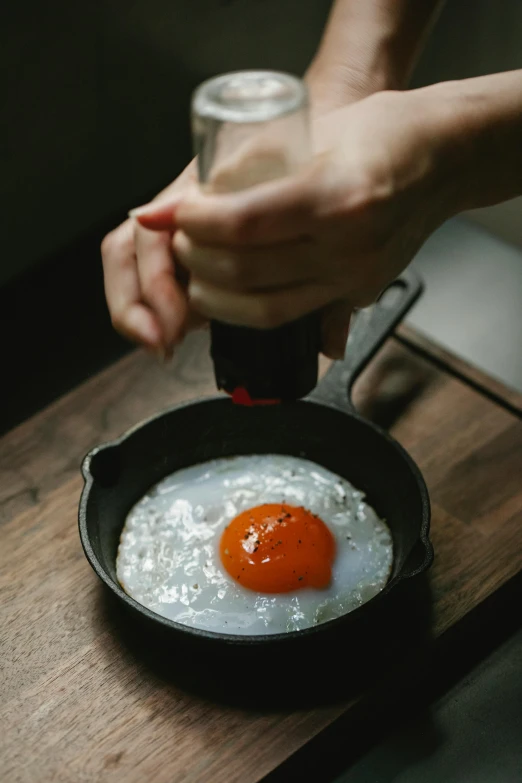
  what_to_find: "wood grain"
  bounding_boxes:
[1,330,521,783]
[397,323,522,415]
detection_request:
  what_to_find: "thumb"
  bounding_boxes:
[128,160,198,231]
[128,196,183,232]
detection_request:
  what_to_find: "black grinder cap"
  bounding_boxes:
[211,311,321,404]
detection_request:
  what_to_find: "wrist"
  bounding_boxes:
[306,51,401,114]
[412,72,522,214]
[306,64,396,113]
[305,0,443,113]
[404,82,480,218]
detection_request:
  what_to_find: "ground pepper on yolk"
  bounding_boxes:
[219,504,336,593]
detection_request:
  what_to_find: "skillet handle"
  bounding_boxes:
[306,268,423,412]
[398,535,435,583]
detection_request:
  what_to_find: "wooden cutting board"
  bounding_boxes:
[1,329,521,783]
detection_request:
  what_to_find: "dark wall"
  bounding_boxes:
[3,0,521,431]
[6,0,522,288]
[3,1,332,286]
[3,1,333,432]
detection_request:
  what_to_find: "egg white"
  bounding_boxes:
[116,455,393,635]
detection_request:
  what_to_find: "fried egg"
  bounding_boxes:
[116,455,393,635]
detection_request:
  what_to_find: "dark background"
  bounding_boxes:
[2,0,521,429]
[2,2,522,780]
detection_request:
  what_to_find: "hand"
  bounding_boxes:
[137,89,457,357]
[101,160,205,360]
[100,76,379,359]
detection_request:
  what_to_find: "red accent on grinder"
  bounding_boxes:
[230,387,281,407]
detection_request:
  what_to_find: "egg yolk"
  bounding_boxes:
[219,504,335,593]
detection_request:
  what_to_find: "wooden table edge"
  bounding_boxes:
[262,326,522,780]
[396,323,522,416]
[260,568,522,783]
[2,324,522,783]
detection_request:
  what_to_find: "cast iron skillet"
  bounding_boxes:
[79,269,433,659]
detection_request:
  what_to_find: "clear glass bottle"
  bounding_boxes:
[191,70,320,403]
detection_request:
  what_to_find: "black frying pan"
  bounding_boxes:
[79,269,433,664]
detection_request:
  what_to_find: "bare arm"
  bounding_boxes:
[154,68,522,353]
[306,0,445,107]
[102,0,452,356]
[422,69,522,211]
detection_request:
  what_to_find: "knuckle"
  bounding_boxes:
[250,299,286,329]
[173,229,189,258]
[327,167,388,226]
[353,164,392,214]
[227,207,259,245]
[141,274,162,303]
[352,168,378,202]
[187,284,210,318]
[141,268,175,304]
[109,307,126,333]
[100,231,115,258]
[218,255,249,287]
[101,223,133,260]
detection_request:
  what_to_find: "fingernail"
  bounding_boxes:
[128,205,152,219]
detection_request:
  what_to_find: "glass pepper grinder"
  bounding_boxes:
[191,70,320,404]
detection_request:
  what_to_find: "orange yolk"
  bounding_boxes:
[219,504,336,593]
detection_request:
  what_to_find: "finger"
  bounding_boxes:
[130,201,179,232]
[101,221,163,349]
[176,166,321,247]
[320,299,352,360]
[134,222,188,353]
[116,303,165,351]
[129,158,198,231]
[173,231,317,292]
[188,277,336,330]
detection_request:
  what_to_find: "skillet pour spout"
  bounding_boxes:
[79,268,433,657]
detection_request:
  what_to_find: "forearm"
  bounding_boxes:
[306,0,444,108]
[420,70,522,212]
